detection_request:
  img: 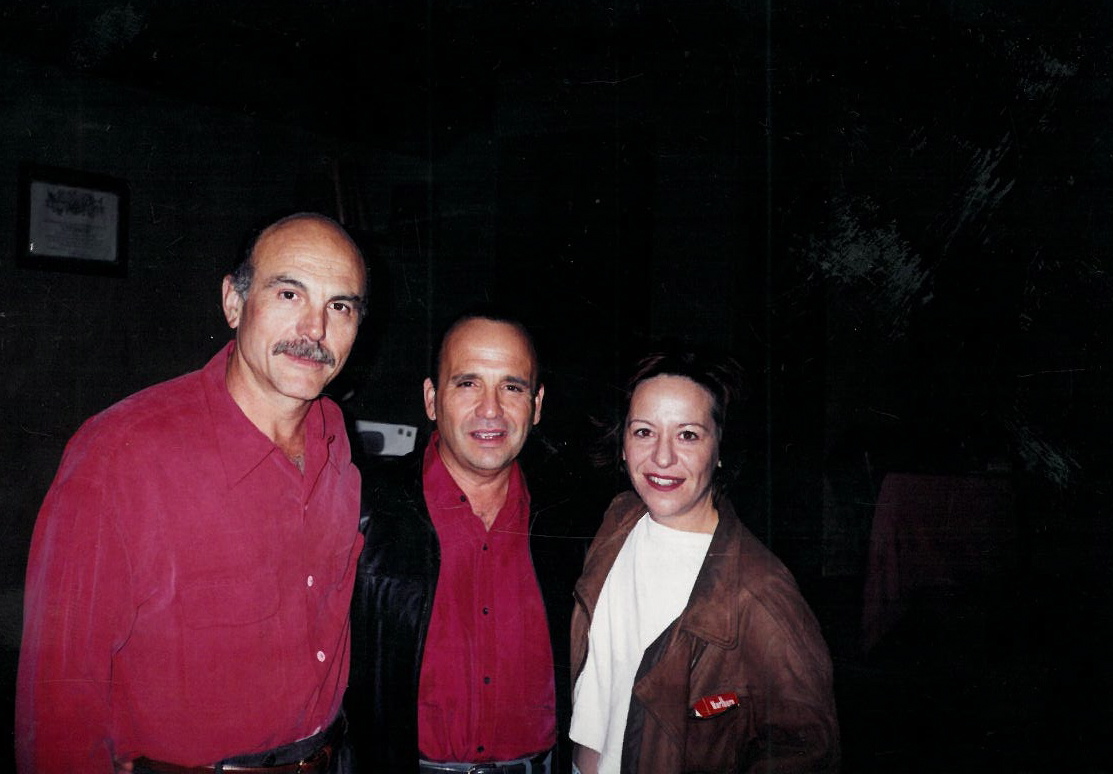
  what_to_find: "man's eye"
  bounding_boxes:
[331,302,351,314]
[280,290,297,300]
[505,384,524,393]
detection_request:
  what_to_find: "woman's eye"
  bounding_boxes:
[632,428,651,438]
[680,430,699,441]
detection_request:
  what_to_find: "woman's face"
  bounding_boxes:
[623,374,721,530]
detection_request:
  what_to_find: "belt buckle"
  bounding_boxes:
[466,766,501,774]
[295,743,331,774]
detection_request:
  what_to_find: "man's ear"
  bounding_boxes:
[221,276,243,329]
[423,378,437,422]
[531,384,545,426]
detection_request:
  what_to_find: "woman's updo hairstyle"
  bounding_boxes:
[597,345,748,497]
[623,349,744,438]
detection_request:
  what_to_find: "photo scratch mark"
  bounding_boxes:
[803,195,929,340]
[944,134,1015,250]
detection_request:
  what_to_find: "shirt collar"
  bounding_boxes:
[421,430,530,522]
[204,341,337,487]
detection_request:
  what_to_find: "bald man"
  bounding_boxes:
[349,309,584,774]
[17,213,368,774]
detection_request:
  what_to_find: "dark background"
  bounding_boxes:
[2,1,1111,770]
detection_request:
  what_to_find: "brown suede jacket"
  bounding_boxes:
[571,492,840,773]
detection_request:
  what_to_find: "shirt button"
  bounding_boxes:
[317,651,326,662]
[307,575,315,587]
[477,746,485,754]
[482,607,489,615]
[483,676,491,684]
[460,495,467,503]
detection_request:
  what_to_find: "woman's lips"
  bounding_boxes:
[644,473,684,491]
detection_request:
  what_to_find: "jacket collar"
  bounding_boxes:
[572,491,642,621]
[673,499,744,649]
[575,493,745,650]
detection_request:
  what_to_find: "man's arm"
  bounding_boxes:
[16,457,133,774]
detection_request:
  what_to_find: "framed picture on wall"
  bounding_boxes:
[16,163,130,277]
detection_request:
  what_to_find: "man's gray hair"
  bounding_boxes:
[229,212,367,322]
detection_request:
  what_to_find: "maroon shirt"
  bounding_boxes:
[16,343,362,773]
[417,436,557,762]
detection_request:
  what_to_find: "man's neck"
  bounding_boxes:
[225,363,313,470]
[246,403,311,470]
[441,458,514,531]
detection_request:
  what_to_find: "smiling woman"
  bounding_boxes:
[569,349,840,774]
[622,373,721,534]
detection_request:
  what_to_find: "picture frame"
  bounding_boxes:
[16,163,130,277]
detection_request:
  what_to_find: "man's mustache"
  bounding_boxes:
[272,339,336,367]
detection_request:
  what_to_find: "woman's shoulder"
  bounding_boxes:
[580,491,645,550]
[716,500,801,591]
[603,490,646,524]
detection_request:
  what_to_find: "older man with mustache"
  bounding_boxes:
[17,213,368,774]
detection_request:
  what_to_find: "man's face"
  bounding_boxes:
[424,318,544,482]
[222,217,366,410]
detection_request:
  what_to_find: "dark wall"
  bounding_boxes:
[2,2,1112,769]
[0,51,375,577]
[768,2,1113,577]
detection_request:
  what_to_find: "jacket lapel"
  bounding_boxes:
[630,501,744,744]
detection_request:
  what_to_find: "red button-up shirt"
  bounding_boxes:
[16,342,363,773]
[417,437,557,762]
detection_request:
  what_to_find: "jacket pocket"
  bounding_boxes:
[682,689,746,773]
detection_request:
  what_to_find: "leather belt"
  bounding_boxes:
[133,742,331,774]
[418,749,551,774]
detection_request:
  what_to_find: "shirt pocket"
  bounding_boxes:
[179,572,281,630]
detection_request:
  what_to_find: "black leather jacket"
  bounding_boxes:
[346,438,593,774]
